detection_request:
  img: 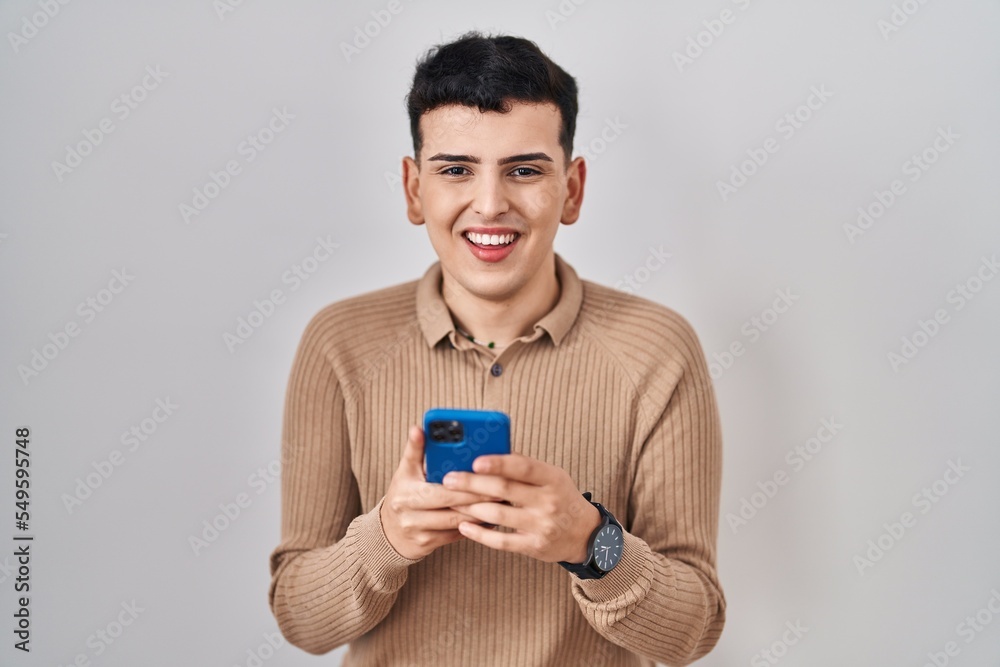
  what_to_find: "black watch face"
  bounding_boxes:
[593,524,623,572]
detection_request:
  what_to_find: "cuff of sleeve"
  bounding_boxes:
[570,529,654,603]
[352,496,425,582]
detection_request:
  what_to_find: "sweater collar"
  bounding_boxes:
[415,252,583,349]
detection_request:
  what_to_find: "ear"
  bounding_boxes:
[402,156,424,225]
[561,156,586,225]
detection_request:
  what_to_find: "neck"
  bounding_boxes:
[442,253,560,348]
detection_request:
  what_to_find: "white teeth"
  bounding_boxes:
[465,232,517,246]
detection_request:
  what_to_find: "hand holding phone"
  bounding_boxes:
[379,423,501,561]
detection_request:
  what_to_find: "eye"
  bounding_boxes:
[512,167,541,177]
[440,166,470,177]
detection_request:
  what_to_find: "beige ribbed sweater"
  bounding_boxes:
[267,252,725,666]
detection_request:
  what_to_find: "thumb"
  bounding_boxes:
[401,424,425,475]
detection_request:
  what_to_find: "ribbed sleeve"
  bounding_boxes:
[267,311,424,655]
[570,308,725,665]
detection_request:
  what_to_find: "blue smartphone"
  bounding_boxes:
[423,408,511,484]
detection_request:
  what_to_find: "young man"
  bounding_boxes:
[268,32,725,666]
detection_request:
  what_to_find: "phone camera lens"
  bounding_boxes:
[430,421,449,441]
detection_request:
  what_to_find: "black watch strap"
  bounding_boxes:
[558,492,617,579]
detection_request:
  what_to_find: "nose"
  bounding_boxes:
[471,175,510,220]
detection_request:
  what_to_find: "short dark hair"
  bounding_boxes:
[405,30,579,168]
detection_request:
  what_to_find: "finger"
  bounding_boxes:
[450,503,498,526]
[404,509,488,532]
[450,504,498,528]
[417,527,467,551]
[472,453,552,486]
[414,483,498,510]
[439,529,467,547]
[400,425,424,475]
[450,501,505,513]
[452,501,530,532]
[457,520,530,552]
[454,512,494,529]
[443,472,534,506]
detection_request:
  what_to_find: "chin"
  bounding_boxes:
[457,265,523,296]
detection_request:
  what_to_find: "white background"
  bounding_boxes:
[1,1,999,665]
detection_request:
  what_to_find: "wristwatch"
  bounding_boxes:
[558,492,624,579]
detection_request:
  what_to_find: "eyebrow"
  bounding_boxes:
[427,152,554,166]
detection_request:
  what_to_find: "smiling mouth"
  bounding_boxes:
[463,231,520,247]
